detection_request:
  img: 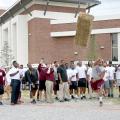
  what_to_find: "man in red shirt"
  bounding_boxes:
[37,58,47,101]
[0,68,6,105]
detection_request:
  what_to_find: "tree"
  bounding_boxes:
[0,41,14,67]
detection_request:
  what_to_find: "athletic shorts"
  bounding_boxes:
[104,80,110,89]
[39,80,46,91]
[78,78,88,88]
[70,81,78,90]
[31,84,38,91]
[0,85,4,95]
[109,80,114,88]
[91,79,104,91]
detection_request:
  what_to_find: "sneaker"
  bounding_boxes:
[99,101,103,107]
[55,97,59,100]
[71,95,75,99]
[59,100,64,102]
[83,96,86,99]
[81,96,83,100]
[31,99,36,104]
[74,95,79,99]
[0,102,3,105]
[64,98,70,102]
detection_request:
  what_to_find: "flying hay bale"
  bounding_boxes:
[75,13,94,47]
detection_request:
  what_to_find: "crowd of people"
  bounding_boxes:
[0,58,120,107]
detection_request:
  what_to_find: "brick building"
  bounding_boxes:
[0,0,120,66]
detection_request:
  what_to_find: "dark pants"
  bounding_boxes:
[11,79,21,104]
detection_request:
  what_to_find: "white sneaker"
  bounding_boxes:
[74,95,79,99]
[99,97,103,107]
[99,101,103,107]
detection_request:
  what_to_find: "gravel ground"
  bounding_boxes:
[0,98,120,120]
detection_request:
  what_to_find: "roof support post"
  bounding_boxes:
[20,0,32,16]
[75,0,80,18]
[44,0,50,16]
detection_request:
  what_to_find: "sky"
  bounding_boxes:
[0,0,18,8]
[0,0,120,16]
[91,0,120,16]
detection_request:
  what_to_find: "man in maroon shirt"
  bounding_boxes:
[37,59,47,101]
[0,68,6,105]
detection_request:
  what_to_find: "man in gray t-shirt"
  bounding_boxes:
[92,65,105,81]
[91,59,105,106]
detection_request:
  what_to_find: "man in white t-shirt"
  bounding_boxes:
[103,62,109,97]
[69,63,78,99]
[9,61,22,105]
[107,61,115,97]
[76,61,87,99]
[87,62,93,99]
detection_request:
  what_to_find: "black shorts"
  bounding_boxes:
[54,80,60,91]
[39,80,46,91]
[78,78,88,88]
[31,84,38,91]
[22,77,26,84]
[70,81,78,90]
[0,85,4,95]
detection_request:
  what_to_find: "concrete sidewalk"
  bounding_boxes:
[0,99,120,120]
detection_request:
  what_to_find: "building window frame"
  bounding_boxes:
[111,33,118,61]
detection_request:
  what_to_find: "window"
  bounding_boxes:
[111,33,118,61]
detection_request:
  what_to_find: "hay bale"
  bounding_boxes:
[75,13,94,47]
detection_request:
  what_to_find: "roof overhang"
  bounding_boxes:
[50,0,101,7]
[0,0,101,25]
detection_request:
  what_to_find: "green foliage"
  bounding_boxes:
[0,41,14,67]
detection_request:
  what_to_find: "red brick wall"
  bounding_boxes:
[93,19,120,29]
[51,23,76,32]
[27,5,119,63]
[28,18,89,63]
[95,34,112,61]
[28,18,112,63]
[51,19,120,32]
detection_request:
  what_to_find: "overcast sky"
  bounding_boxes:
[0,0,17,8]
[0,0,120,16]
